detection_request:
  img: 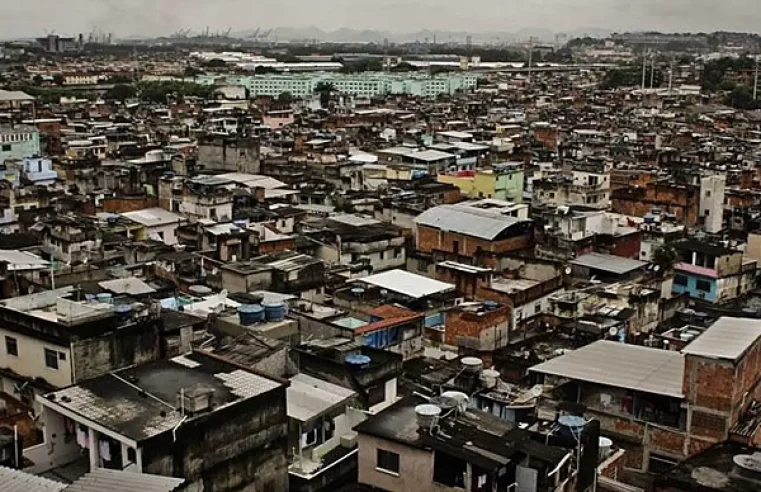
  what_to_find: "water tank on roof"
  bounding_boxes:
[114,304,132,321]
[440,391,470,412]
[264,302,287,322]
[238,304,265,326]
[599,437,613,459]
[345,354,371,369]
[415,404,442,430]
[558,415,588,440]
[461,357,483,374]
[97,293,113,304]
[189,285,213,296]
[480,369,501,389]
[351,287,365,298]
[484,301,499,311]
[733,453,761,483]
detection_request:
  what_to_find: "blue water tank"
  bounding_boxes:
[238,304,265,326]
[97,293,113,304]
[345,354,372,369]
[114,304,132,320]
[484,301,499,311]
[558,415,587,439]
[264,302,287,322]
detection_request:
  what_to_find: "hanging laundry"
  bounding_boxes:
[99,439,112,462]
[76,426,88,449]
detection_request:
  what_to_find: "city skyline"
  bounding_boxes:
[2,0,761,39]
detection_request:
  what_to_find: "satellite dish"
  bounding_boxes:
[608,327,619,337]
[564,266,572,275]
[530,385,544,398]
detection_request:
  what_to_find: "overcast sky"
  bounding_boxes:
[3,0,760,38]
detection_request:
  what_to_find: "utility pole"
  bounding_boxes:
[528,37,535,86]
[641,50,648,90]
[754,53,759,100]
[650,53,656,88]
[668,58,674,95]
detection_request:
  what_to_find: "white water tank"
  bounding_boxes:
[415,404,442,430]
[480,369,501,389]
[461,357,483,374]
[441,391,470,412]
[599,437,613,459]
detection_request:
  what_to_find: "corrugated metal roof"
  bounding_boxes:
[0,89,35,102]
[360,269,455,299]
[682,317,761,362]
[570,253,648,275]
[287,373,356,423]
[0,466,66,492]
[64,468,184,492]
[529,340,685,398]
[414,205,524,241]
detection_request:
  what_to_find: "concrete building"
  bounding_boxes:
[0,287,162,413]
[0,126,41,164]
[354,394,576,492]
[438,163,525,203]
[532,160,611,211]
[121,207,188,246]
[414,200,533,265]
[302,214,406,274]
[531,318,761,472]
[29,352,289,491]
[699,174,726,234]
[672,240,756,303]
[195,73,478,99]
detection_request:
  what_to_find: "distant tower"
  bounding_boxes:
[466,35,473,55]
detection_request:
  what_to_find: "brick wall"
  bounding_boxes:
[417,225,533,258]
[611,184,698,226]
[102,196,158,213]
[444,306,511,351]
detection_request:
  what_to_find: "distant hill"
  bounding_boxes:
[252,26,613,44]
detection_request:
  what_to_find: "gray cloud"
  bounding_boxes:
[2,0,761,38]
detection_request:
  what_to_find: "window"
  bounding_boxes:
[696,279,711,292]
[706,191,711,198]
[5,336,18,357]
[1,144,10,152]
[302,428,318,447]
[648,454,678,474]
[44,348,59,370]
[674,275,688,286]
[376,449,400,475]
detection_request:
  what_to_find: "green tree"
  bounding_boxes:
[314,82,335,107]
[726,85,759,110]
[184,66,202,81]
[277,91,294,104]
[52,74,65,86]
[106,84,137,103]
[254,65,278,74]
[652,244,677,271]
[203,58,227,68]
[32,74,44,85]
